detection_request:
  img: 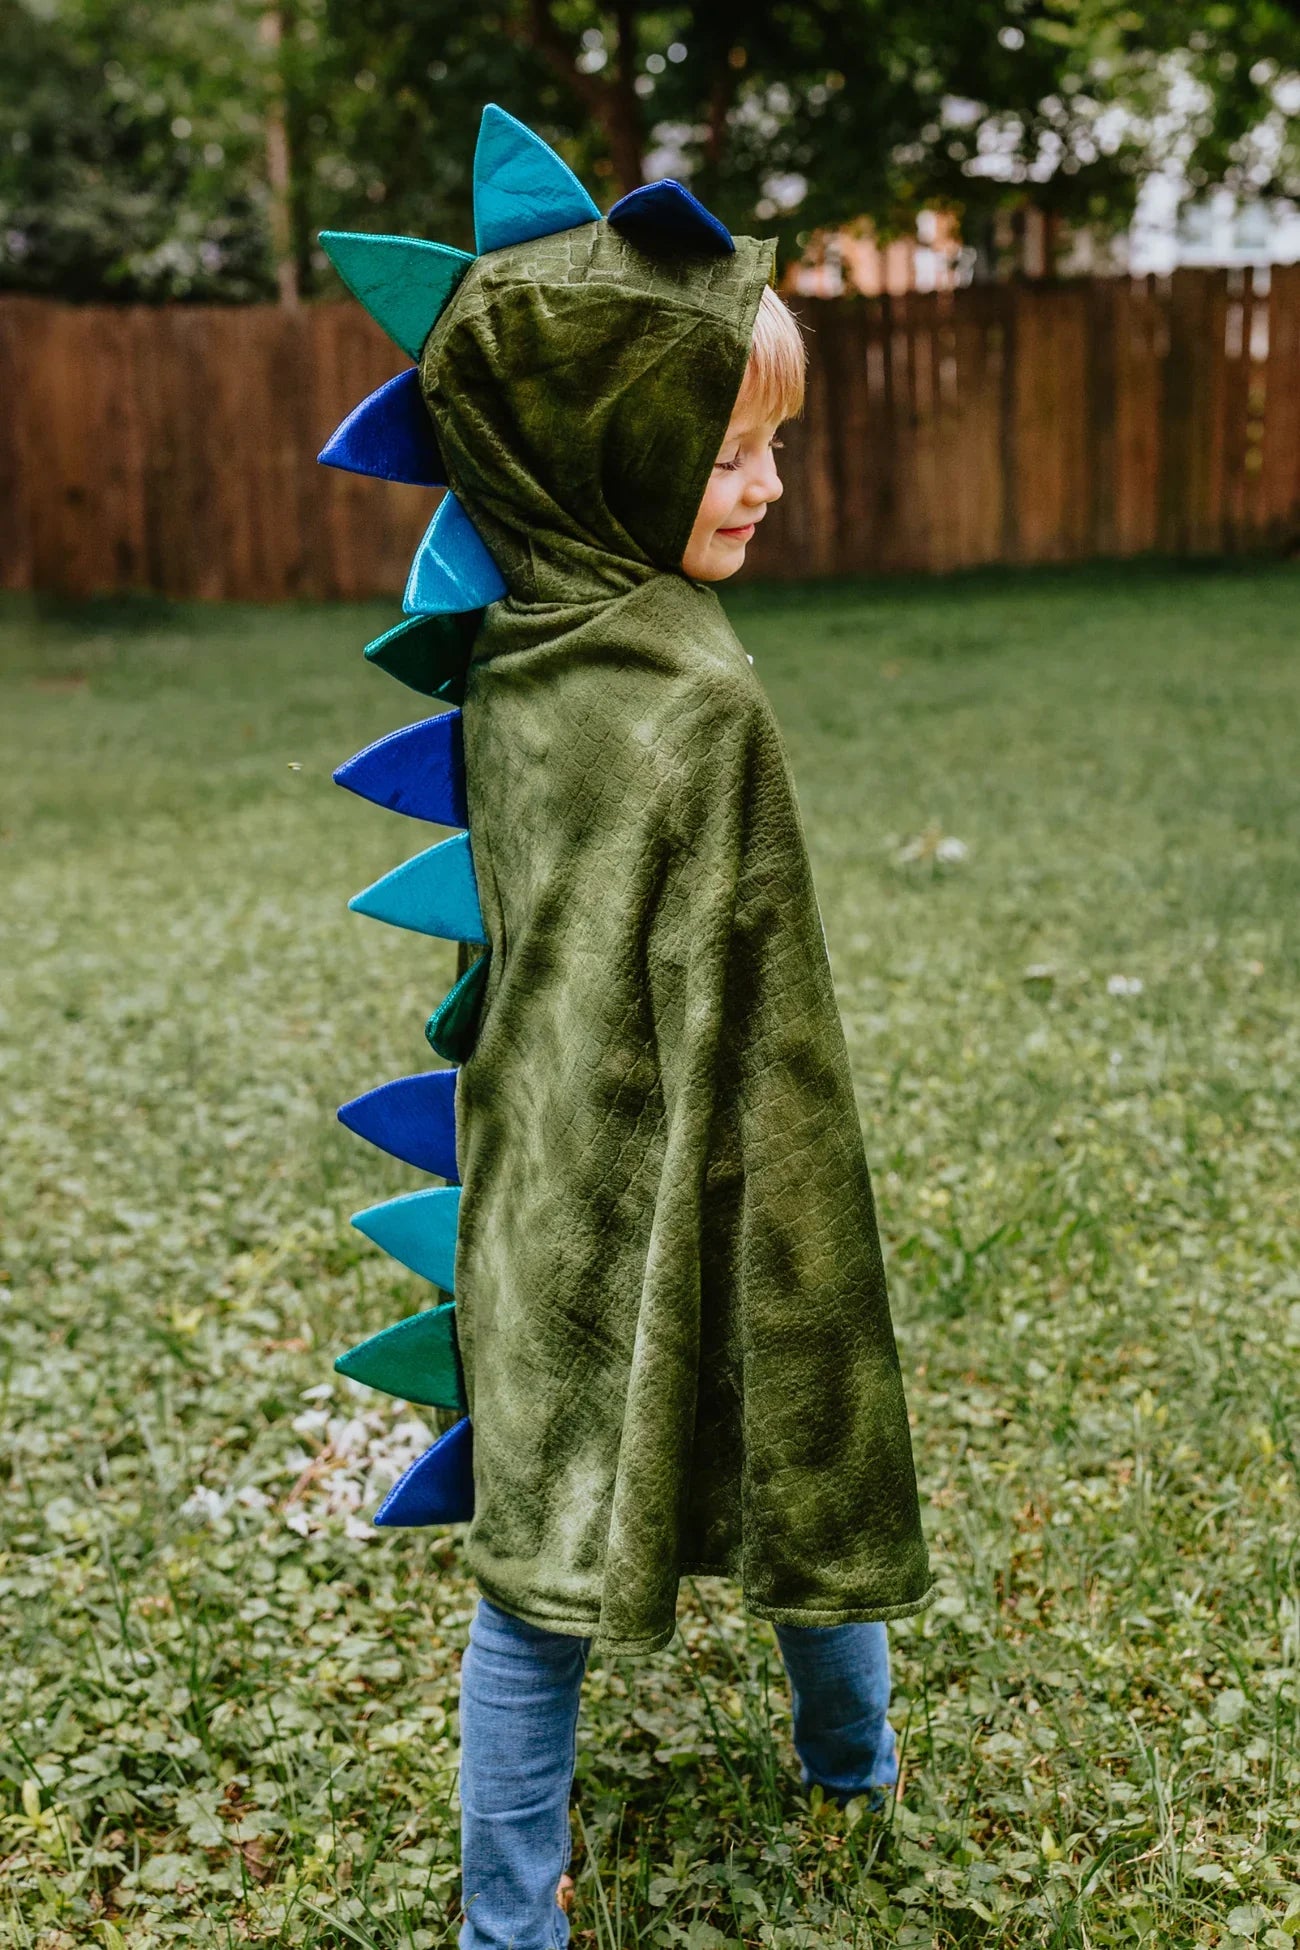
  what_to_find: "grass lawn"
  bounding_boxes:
[2,561,1299,1950]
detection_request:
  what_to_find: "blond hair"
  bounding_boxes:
[737,283,807,422]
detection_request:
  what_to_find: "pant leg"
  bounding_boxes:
[773,1620,898,1807]
[457,1595,591,1950]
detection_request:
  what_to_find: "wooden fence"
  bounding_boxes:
[3,266,1298,600]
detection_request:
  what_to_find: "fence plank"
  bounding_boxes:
[2,272,1298,601]
[1261,264,1300,547]
[1111,278,1163,557]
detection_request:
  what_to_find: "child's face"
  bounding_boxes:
[681,403,785,581]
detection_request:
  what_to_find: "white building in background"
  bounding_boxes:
[787,182,1300,296]
[1127,174,1300,274]
[780,45,1300,294]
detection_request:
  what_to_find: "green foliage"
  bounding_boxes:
[607,2,1149,257]
[2,563,1300,1944]
[307,0,1150,262]
[0,0,273,299]
[1085,0,1300,201]
[4,2,1298,302]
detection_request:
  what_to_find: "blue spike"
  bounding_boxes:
[352,1185,462,1291]
[319,231,474,359]
[337,1069,459,1180]
[607,179,735,255]
[403,493,507,617]
[333,710,467,827]
[318,368,445,487]
[373,1415,474,1526]
[473,102,601,254]
[348,831,486,944]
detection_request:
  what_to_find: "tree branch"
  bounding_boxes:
[525,0,607,119]
[518,0,644,197]
[607,0,644,194]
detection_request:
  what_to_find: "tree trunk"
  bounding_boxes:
[705,64,734,168]
[260,7,299,307]
[525,0,643,199]
[686,6,743,206]
[605,1,644,196]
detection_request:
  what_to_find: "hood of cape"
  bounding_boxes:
[419,223,775,606]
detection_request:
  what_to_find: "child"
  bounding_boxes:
[320,105,933,1950]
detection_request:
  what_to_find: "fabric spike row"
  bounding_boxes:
[317,103,737,1535]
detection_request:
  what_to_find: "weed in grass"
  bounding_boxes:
[1,565,1299,1946]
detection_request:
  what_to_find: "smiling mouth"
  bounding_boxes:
[718,521,757,539]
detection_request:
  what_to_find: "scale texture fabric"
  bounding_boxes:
[420,222,934,1656]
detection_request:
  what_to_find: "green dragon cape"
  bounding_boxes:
[320,105,934,1657]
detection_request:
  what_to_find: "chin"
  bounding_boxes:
[682,535,748,582]
[705,542,747,581]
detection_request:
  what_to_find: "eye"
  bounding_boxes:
[714,455,742,472]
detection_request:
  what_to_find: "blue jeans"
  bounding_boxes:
[457,1594,898,1950]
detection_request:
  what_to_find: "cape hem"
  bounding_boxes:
[469,1576,679,1656]
[467,1569,940,1658]
[742,1575,941,1630]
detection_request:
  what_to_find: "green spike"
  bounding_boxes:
[364,612,479,704]
[335,1300,465,1409]
[319,231,474,359]
[426,951,491,1064]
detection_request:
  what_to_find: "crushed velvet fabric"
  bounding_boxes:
[418,222,934,1655]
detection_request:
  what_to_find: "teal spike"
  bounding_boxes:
[473,102,601,254]
[348,830,487,944]
[364,612,479,704]
[352,1186,461,1291]
[426,949,491,1064]
[403,492,506,616]
[335,1299,465,1410]
[319,231,474,359]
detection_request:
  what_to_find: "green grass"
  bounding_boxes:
[2,562,1299,1950]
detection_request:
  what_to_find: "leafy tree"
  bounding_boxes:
[0,1,274,299]
[312,1,1153,264]
[2,0,1297,302]
[1078,0,1300,203]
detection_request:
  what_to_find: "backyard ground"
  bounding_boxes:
[1,562,1299,1950]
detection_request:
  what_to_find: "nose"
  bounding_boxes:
[745,452,784,506]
